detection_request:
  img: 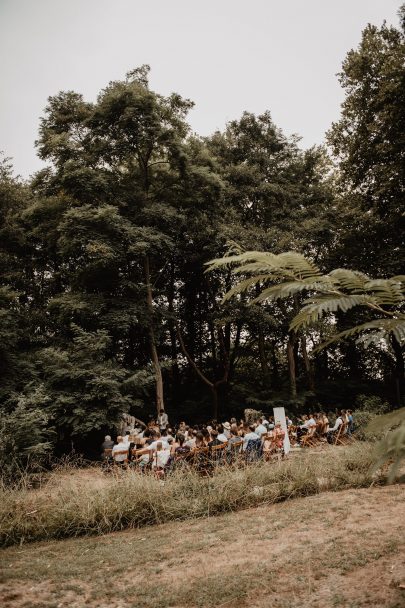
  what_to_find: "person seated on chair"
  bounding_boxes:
[195,431,207,449]
[327,413,344,443]
[173,434,191,458]
[297,414,316,444]
[347,410,354,435]
[185,430,197,449]
[274,422,285,449]
[243,424,259,451]
[101,435,114,459]
[122,430,131,445]
[152,441,171,473]
[227,427,242,451]
[263,429,275,460]
[217,425,228,443]
[255,417,268,438]
[112,436,128,463]
[148,431,170,452]
[208,429,223,447]
[222,421,232,439]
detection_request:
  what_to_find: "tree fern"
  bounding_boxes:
[206,248,405,348]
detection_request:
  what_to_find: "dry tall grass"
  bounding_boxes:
[0,443,379,547]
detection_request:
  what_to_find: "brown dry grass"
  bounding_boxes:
[0,442,379,547]
[0,483,404,608]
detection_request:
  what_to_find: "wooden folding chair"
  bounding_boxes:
[228,439,243,464]
[190,446,209,473]
[334,422,348,445]
[301,426,317,447]
[103,448,112,460]
[209,442,227,466]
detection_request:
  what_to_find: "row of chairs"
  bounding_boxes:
[103,436,279,474]
[298,421,351,448]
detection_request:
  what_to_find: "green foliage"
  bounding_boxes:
[36,325,133,438]
[0,390,55,483]
[207,250,405,351]
[369,408,405,482]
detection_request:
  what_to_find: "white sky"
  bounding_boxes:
[0,0,401,178]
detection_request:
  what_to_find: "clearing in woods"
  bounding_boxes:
[0,483,404,608]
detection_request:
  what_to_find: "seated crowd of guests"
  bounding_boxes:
[294,410,354,445]
[101,415,288,471]
[101,409,355,473]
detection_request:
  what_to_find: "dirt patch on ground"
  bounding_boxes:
[0,484,404,607]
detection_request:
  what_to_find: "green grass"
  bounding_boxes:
[0,442,380,547]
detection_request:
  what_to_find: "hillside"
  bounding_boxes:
[1,483,404,608]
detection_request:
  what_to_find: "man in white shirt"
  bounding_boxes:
[157,409,169,430]
[152,442,171,470]
[148,432,170,452]
[112,436,128,463]
[327,415,343,443]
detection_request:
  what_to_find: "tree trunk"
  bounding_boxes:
[301,336,315,391]
[391,334,405,406]
[287,333,297,398]
[144,255,164,416]
[258,327,271,385]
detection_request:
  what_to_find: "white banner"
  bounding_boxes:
[273,406,291,455]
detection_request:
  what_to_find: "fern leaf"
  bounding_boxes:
[311,319,405,352]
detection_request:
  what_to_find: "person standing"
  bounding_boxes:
[157,409,169,430]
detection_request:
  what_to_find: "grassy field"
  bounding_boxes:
[0,482,404,608]
[0,443,380,547]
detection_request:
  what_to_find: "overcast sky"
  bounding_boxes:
[0,0,401,178]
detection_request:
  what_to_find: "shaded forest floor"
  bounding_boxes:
[1,483,404,608]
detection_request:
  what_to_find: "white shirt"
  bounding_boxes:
[329,417,343,433]
[301,418,316,429]
[148,439,170,452]
[243,431,259,450]
[217,433,228,443]
[152,449,171,468]
[255,424,268,437]
[112,443,128,462]
[157,412,169,428]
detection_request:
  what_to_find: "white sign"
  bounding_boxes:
[273,406,291,455]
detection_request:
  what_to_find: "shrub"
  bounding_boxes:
[0,389,55,484]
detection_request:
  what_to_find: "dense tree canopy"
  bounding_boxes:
[0,12,404,459]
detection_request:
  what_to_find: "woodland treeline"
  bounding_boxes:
[0,14,404,456]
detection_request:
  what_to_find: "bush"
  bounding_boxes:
[353,394,391,440]
[0,389,55,484]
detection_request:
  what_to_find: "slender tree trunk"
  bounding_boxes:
[144,256,164,416]
[287,333,297,397]
[271,341,280,387]
[391,335,405,406]
[301,335,315,391]
[258,327,271,385]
